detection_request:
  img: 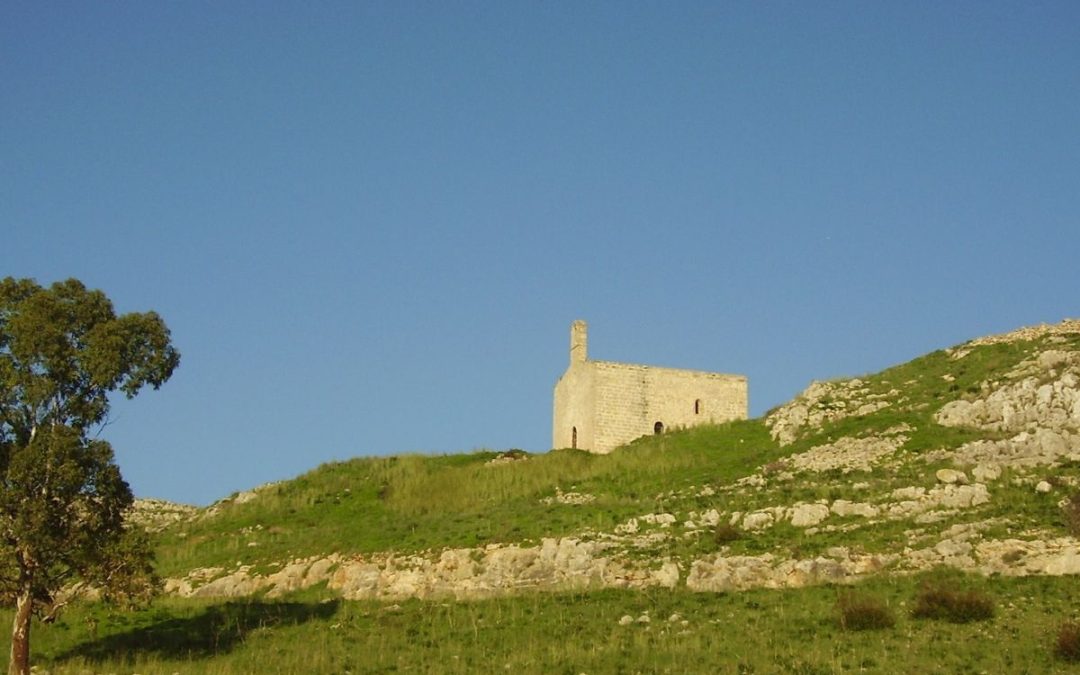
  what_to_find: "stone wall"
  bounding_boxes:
[590,362,746,453]
[552,360,596,450]
[553,322,747,453]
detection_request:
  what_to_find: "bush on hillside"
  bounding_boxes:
[714,522,742,545]
[1062,491,1080,536]
[836,592,895,631]
[1056,621,1080,662]
[911,584,994,623]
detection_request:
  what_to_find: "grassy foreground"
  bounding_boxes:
[20,571,1080,674]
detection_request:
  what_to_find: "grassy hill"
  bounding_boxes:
[152,419,781,578]
[13,320,1080,673]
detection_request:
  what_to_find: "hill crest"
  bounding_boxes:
[136,318,1080,600]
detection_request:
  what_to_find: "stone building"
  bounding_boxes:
[552,320,748,453]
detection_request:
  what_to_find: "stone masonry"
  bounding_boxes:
[553,321,747,453]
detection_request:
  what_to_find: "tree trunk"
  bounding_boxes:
[8,588,32,675]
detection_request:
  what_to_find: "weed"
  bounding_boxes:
[1061,491,1080,536]
[713,522,741,545]
[911,583,994,623]
[835,592,895,631]
[1055,621,1080,662]
[762,460,789,475]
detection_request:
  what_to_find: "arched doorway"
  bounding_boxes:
[654,421,664,435]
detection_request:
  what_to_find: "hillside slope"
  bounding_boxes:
[144,320,1080,601]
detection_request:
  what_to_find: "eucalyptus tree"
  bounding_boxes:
[0,277,180,675]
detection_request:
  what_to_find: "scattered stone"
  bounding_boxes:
[126,498,198,533]
[830,500,879,518]
[765,379,899,446]
[971,464,1002,482]
[233,490,259,505]
[786,434,907,474]
[541,489,596,506]
[936,469,969,485]
[1036,481,1053,493]
[959,319,1080,350]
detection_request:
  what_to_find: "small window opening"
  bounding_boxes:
[694,399,702,415]
[654,421,664,435]
[572,426,577,449]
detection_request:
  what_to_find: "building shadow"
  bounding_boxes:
[53,598,341,665]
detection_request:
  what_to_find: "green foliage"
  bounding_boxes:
[835,591,895,631]
[0,277,178,673]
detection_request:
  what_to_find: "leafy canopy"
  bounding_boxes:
[0,276,180,615]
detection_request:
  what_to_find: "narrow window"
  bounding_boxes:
[572,427,577,449]
[694,399,702,415]
[654,421,664,435]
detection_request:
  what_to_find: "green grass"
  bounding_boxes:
[20,572,1080,674]
[155,419,787,577]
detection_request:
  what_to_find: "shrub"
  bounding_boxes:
[1062,492,1080,536]
[836,592,895,631]
[1056,621,1080,662]
[714,522,741,545]
[762,460,789,476]
[911,584,994,623]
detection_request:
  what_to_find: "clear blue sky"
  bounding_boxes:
[3,2,1078,505]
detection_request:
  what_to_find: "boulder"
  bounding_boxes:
[936,469,968,485]
[790,503,830,527]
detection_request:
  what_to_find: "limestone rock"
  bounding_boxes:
[741,511,774,531]
[936,469,969,485]
[790,503,830,528]
[785,433,906,474]
[971,464,1002,482]
[765,379,896,445]
[126,498,198,533]
[830,500,879,518]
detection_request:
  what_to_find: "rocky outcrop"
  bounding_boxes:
[166,537,681,601]
[127,498,198,533]
[937,348,1080,468]
[953,319,1080,353]
[766,379,897,446]
[686,549,894,592]
[786,431,908,473]
[936,357,1080,434]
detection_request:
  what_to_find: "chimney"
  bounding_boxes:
[570,320,587,365]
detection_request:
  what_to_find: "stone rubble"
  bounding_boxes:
[127,498,198,533]
[785,432,907,474]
